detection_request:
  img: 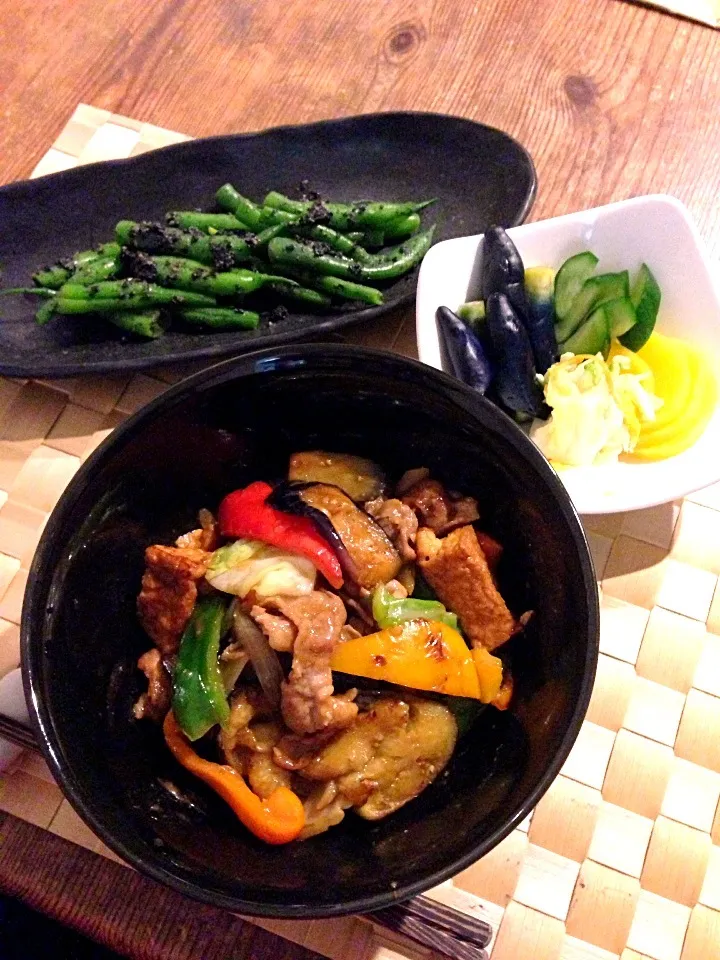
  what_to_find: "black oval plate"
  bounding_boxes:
[0,112,536,377]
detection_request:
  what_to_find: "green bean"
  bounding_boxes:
[216,187,377,260]
[263,279,331,308]
[103,310,167,339]
[70,254,119,285]
[32,264,73,289]
[361,228,386,248]
[35,297,57,326]
[133,256,289,297]
[267,228,434,283]
[166,212,250,233]
[308,275,383,306]
[296,224,372,262]
[272,266,382,305]
[179,308,260,330]
[0,287,54,297]
[383,213,422,240]
[258,208,372,261]
[215,183,244,212]
[263,191,433,231]
[32,242,120,289]
[214,186,264,230]
[253,223,288,248]
[56,281,216,310]
[116,221,254,269]
[358,228,435,279]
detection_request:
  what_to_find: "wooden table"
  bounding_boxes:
[2,0,720,957]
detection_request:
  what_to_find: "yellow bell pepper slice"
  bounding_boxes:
[472,646,504,703]
[330,619,503,702]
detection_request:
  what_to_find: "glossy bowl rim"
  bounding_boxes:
[21,343,599,918]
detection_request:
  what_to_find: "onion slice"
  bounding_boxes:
[231,603,284,708]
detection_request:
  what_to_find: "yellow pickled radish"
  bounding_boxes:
[635,332,693,433]
[635,345,700,446]
[633,346,717,459]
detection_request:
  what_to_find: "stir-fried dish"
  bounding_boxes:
[134,453,525,844]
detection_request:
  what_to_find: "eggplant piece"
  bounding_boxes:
[270,482,401,589]
[288,451,385,502]
[480,226,523,301]
[485,292,546,418]
[482,230,558,375]
[505,280,559,375]
[268,481,360,582]
[436,306,493,395]
[524,267,559,374]
[301,483,402,589]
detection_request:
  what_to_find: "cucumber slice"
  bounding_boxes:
[560,302,611,357]
[554,271,630,343]
[605,296,636,338]
[554,251,599,320]
[619,263,661,352]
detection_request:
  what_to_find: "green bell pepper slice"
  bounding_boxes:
[371,583,459,631]
[172,596,230,741]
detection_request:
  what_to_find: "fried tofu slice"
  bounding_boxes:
[416,525,514,651]
[137,544,210,656]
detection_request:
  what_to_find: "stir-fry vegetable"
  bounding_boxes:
[218,481,343,588]
[330,619,504,703]
[288,451,386,502]
[172,597,230,741]
[231,606,284,708]
[134,455,526,845]
[163,712,305,844]
[206,539,317,599]
[372,583,458,630]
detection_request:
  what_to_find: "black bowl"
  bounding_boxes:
[21,345,598,918]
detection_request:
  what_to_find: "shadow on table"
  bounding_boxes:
[0,895,122,959]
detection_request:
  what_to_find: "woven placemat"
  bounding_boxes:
[1,105,720,960]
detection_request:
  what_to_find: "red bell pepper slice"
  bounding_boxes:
[218,481,343,589]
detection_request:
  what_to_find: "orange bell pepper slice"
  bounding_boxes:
[163,712,305,844]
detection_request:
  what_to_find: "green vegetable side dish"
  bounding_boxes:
[3,183,437,341]
[173,596,231,741]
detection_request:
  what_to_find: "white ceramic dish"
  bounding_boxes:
[416,195,720,515]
